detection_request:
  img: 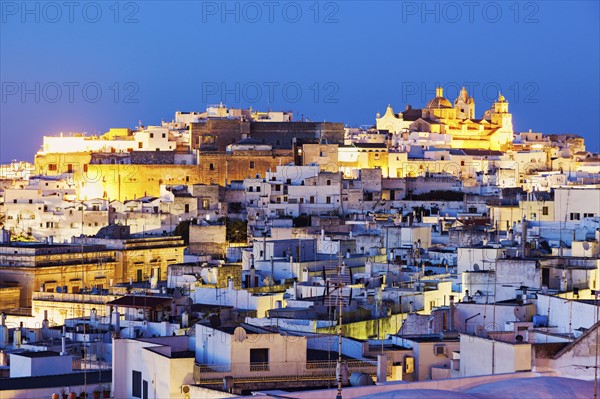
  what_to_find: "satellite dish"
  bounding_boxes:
[473,263,480,271]
[233,327,247,343]
[582,242,590,251]
[514,306,527,321]
[515,334,524,342]
[209,314,221,329]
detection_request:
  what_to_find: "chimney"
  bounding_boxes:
[14,327,21,348]
[250,267,256,288]
[114,310,121,337]
[42,310,49,329]
[377,354,387,383]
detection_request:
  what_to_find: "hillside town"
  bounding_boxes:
[0,88,599,398]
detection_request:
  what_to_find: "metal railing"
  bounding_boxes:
[249,362,269,372]
[73,357,112,370]
[193,359,390,384]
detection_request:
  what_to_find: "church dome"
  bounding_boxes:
[426,87,452,109]
[426,96,453,109]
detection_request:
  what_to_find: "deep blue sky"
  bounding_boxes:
[1,1,599,162]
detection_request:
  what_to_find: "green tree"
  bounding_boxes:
[225,218,248,243]
[173,220,191,245]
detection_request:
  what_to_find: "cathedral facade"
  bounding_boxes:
[376,87,514,151]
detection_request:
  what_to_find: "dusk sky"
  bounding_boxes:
[1,1,598,162]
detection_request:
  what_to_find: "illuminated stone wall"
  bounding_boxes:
[35,151,293,201]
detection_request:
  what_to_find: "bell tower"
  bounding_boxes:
[490,93,513,132]
[454,87,475,119]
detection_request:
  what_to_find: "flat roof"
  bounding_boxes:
[0,370,111,391]
[11,351,62,358]
[106,295,172,309]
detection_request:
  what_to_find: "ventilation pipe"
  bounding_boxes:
[250,254,256,288]
[521,217,528,257]
[0,313,7,348]
[449,295,455,331]
[60,326,67,356]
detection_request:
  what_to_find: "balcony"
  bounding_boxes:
[249,362,269,372]
[193,359,389,385]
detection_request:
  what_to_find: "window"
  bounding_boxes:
[249,186,253,192]
[433,345,446,356]
[250,348,269,371]
[584,213,595,218]
[309,196,315,204]
[48,164,57,171]
[202,199,210,210]
[67,164,73,173]
[184,204,190,213]
[162,133,166,138]
[326,196,331,204]
[149,133,154,138]
[138,142,143,149]
[542,206,549,216]
[28,199,32,204]
[570,213,580,221]
[250,161,255,169]
[276,197,281,204]
[326,179,331,186]
[300,198,304,204]
[209,163,214,171]
[132,370,142,398]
